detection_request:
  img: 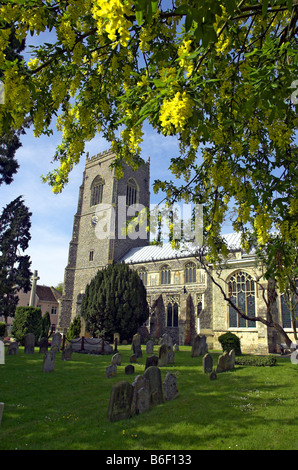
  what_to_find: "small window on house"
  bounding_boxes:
[89,250,94,261]
[126,178,138,206]
[51,307,57,315]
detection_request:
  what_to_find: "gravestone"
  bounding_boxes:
[203,353,213,373]
[111,353,122,365]
[209,370,217,380]
[51,332,62,352]
[145,355,158,370]
[0,340,4,364]
[216,350,235,373]
[143,366,163,406]
[39,337,48,354]
[107,381,133,422]
[62,344,73,361]
[132,333,142,358]
[130,354,137,363]
[43,351,55,372]
[191,334,208,357]
[160,333,173,349]
[163,373,179,401]
[167,347,175,364]
[158,343,168,366]
[0,403,4,426]
[125,364,135,375]
[7,342,19,356]
[106,363,117,378]
[131,375,150,415]
[146,339,154,354]
[24,333,35,354]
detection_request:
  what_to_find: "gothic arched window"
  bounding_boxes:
[167,302,179,327]
[126,178,138,206]
[280,280,298,329]
[185,262,196,283]
[161,265,171,285]
[228,271,256,328]
[90,176,104,206]
[138,267,148,286]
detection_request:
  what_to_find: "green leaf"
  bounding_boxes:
[262,0,269,16]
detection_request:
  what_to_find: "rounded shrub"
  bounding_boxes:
[218,332,242,355]
[11,306,42,344]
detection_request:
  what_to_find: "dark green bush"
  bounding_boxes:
[11,306,42,344]
[0,321,6,337]
[235,355,277,367]
[218,332,241,355]
[67,316,81,340]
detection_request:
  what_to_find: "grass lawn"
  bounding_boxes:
[1,344,298,451]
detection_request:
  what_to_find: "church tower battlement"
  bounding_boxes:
[58,149,150,331]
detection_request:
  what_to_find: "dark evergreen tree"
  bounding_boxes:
[11,306,42,344]
[0,196,32,322]
[81,262,149,342]
[41,311,51,339]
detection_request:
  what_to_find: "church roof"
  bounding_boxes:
[120,233,243,264]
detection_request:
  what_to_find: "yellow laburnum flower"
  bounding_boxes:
[159,91,194,135]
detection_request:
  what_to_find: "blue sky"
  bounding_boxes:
[0,28,235,288]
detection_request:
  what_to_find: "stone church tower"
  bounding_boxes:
[58,149,150,332]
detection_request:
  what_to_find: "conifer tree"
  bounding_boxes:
[81,262,149,342]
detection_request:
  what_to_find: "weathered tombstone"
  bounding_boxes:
[106,363,117,378]
[146,339,154,354]
[7,342,19,356]
[143,366,163,406]
[0,403,4,426]
[203,353,213,373]
[132,333,142,358]
[158,343,168,367]
[43,351,55,373]
[61,344,73,361]
[160,333,173,349]
[145,355,158,370]
[107,381,133,422]
[111,353,122,365]
[131,375,150,415]
[130,353,137,363]
[24,333,35,354]
[39,337,48,354]
[167,347,175,364]
[216,349,235,373]
[51,332,62,352]
[191,334,208,357]
[125,364,135,375]
[163,372,179,401]
[0,340,4,364]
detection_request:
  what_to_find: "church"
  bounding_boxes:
[57,149,295,354]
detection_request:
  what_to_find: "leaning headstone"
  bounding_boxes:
[132,333,142,358]
[0,403,4,426]
[61,344,73,361]
[106,363,117,378]
[163,372,179,401]
[111,353,122,365]
[145,355,158,370]
[143,366,163,406]
[131,375,150,415]
[125,364,135,375]
[39,337,48,354]
[51,332,62,352]
[216,349,235,373]
[0,340,4,364]
[158,343,168,367]
[7,342,19,356]
[191,334,208,357]
[43,351,55,373]
[203,353,213,373]
[24,333,35,354]
[107,381,133,422]
[146,339,154,354]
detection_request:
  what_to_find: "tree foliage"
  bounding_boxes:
[81,262,149,341]
[11,306,42,344]
[0,196,32,321]
[0,0,297,288]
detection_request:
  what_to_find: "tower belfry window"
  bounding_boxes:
[126,178,138,206]
[90,176,104,206]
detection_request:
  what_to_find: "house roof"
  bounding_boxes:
[36,285,61,303]
[120,233,243,265]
